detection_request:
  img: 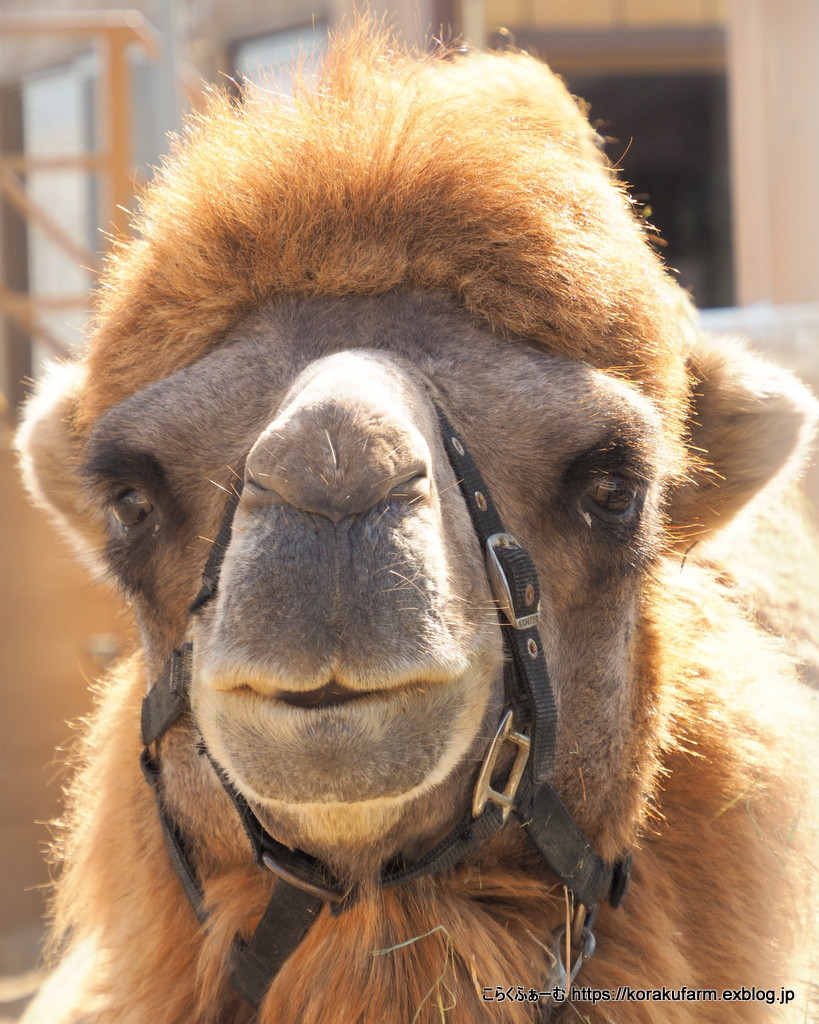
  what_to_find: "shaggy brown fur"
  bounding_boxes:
[77,23,691,441]
[16,21,817,1024]
[31,568,813,1024]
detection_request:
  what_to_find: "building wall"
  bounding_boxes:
[484,0,726,30]
[0,441,127,982]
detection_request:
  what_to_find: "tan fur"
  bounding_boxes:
[14,363,104,566]
[16,21,816,1024]
[670,333,818,538]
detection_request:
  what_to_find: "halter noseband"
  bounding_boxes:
[140,404,631,1018]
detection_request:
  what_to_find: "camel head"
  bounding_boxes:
[15,26,817,1021]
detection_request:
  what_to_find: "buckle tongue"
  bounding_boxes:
[485,533,540,630]
[472,710,530,821]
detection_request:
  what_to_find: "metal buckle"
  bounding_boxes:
[261,852,345,904]
[485,533,540,630]
[472,710,531,821]
[550,918,596,991]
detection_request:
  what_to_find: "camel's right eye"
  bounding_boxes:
[584,472,638,518]
[112,488,155,531]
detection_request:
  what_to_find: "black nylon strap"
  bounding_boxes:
[141,749,208,923]
[189,481,243,614]
[437,409,557,776]
[506,627,556,783]
[142,484,243,749]
[380,804,504,889]
[210,760,348,901]
[436,408,558,781]
[521,777,615,908]
[230,880,324,1010]
[210,747,506,896]
[437,411,504,538]
[141,643,192,746]
[222,808,507,1011]
[493,542,540,620]
[436,406,626,910]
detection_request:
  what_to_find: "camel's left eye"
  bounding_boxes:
[112,488,155,531]
[583,473,638,519]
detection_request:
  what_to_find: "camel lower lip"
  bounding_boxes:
[197,676,474,805]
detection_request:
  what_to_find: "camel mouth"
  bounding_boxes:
[195,664,494,807]
[221,678,423,711]
[272,681,379,709]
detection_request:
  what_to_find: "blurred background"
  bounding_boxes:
[1,0,817,1017]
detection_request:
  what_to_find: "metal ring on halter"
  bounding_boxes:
[550,922,596,991]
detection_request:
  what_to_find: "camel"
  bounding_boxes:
[15,24,817,1024]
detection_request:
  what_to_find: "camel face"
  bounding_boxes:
[81,291,666,862]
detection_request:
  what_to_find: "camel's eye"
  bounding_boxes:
[112,488,155,531]
[583,472,638,520]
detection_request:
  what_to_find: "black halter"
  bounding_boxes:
[140,405,631,1016]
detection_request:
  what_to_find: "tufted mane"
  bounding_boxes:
[79,22,692,435]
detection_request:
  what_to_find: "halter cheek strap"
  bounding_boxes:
[140,406,631,1015]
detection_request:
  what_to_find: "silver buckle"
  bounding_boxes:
[485,533,540,630]
[472,710,530,821]
[550,913,596,991]
[261,852,344,904]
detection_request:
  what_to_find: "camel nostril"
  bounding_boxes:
[388,472,430,506]
[245,471,282,494]
[243,427,431,520]
[242,474,290,508]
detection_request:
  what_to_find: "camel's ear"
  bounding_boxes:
[15,362,107,571]
[669,335,818,540]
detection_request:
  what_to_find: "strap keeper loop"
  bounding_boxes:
[609,854,632,908]
[486,533,541,630]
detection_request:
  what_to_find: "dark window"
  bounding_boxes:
[568,72,733,308]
